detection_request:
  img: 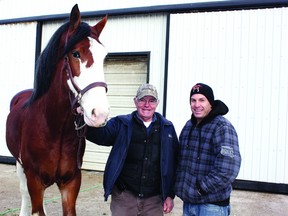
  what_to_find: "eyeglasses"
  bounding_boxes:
[137,98,158,106]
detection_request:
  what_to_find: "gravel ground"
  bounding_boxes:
[1,163,288,216]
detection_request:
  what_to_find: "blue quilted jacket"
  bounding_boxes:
[86,111,179,201]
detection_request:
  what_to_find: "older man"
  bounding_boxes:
[86,83,179,216]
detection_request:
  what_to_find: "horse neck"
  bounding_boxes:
[41,62,73,125]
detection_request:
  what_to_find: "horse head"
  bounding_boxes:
[63,4,110,127]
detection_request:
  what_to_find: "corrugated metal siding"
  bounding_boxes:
[0,22,36,157]
[166,8,288,183]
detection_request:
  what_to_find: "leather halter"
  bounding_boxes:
[64,56,108,114]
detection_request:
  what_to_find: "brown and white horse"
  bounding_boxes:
[6,4,109,215]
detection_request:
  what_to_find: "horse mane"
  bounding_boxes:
[26,21,91,106]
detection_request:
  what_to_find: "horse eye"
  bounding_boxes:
[72,51,80,58]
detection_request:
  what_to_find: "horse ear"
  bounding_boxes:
[90,15,108,39]
[67,4,81,39]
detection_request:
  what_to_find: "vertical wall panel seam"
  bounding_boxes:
[162,13,170,117]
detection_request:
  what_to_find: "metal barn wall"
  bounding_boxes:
[0,22,37,157]
[166,7,288,184]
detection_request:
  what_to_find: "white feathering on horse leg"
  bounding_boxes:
[16,162,30,216]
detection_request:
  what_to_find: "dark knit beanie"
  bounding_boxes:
[190,83,214,105]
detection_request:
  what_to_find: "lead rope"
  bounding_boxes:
[73,114,87,169]
[74,114,87,137]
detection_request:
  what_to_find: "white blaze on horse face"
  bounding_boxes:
[68,37,110,127]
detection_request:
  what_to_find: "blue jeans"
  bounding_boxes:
[183,202,230,216]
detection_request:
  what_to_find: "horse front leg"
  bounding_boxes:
[58,170,82,216]
[16,162,31,216]
[25,170,46,216]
